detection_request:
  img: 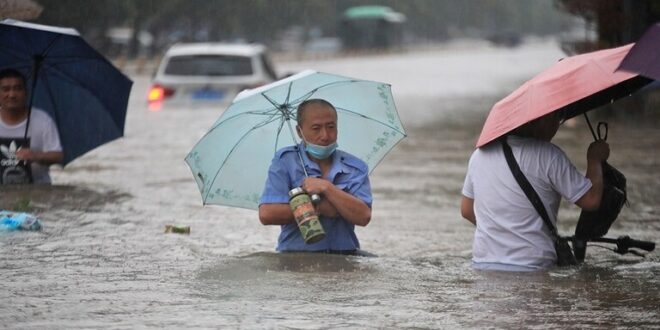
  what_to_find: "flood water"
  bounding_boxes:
[2,39,659,329]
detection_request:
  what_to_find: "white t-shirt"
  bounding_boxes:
[0,108,62,184]
[462,136,591,269]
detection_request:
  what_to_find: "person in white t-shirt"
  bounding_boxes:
[0,68,63,184]
[461,110,610,271]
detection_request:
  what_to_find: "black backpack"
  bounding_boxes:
[574,161,627,240]
[571,119,632,262]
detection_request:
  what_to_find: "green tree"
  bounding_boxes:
[31,0,576,58]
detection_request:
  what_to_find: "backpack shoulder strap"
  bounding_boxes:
[501,137,559,238]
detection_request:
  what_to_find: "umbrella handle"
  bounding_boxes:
[583,113,598,141]
[582,113,608,141]
[597,122,608,141]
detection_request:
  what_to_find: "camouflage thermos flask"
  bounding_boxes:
[288,187,326,244]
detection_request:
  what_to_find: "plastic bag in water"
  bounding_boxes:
[0,210,42,231]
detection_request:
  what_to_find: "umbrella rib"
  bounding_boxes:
[260,80,363,119]
[40,62,106,104]
[259,81,294,111]
[0,59,32,71]
[260,92,282,109]
[34,62,125,130]
[291,80,361,103]
[336,106,406,135]
[0,44,32,60]
[6,25,60,65]
[207,108,280,131]
[284,81,293,105]
[36,56,109,63]
[38,72,62,132]
[187,108,281,159]
[277,79,406,135]
[40,34,63,56]
[203,115,282,202]
[275,116,301,154]
[260,92,294,119]
[19,25,39,57]
[0,37,95,64]
[286,79,367,110]
[273,117,288,154]
[0,48,119,112]
[255,80,355,120]
[0,44,127,89]
[0,52,85,71]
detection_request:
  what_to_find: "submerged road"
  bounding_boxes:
[1,39,658,329]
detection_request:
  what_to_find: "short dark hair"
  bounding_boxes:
[0,68,26,88]
[509,111,562,139]
[296,99,336,124]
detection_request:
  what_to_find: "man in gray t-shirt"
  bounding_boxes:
[0,69,63,184]
[460,111,609,271]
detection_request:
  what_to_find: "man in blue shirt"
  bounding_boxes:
[259,99,372,253]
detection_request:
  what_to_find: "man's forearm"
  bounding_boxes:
[460,197,476,226]
[259,204,296,225]
[577,159,604,211]
[323,185,371,226]
[35,151,63,165]
[585,160,604,197]
[18,149,63,165]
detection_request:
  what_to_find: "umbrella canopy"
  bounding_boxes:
[618,22,660,80]
[0,19,132,165]
[476,43,652,148]
[185,69,406,210]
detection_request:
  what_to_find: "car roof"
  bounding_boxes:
[164,43,267,57]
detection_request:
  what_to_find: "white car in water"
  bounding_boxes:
[148,43,278,110]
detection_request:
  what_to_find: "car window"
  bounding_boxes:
[164,55,254,76]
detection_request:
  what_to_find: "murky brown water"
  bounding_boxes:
[1,40,658,329]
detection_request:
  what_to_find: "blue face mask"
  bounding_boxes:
[305,141,338,160]
[298,127,338,160]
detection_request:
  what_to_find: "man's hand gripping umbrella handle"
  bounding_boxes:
[285,115,322,205]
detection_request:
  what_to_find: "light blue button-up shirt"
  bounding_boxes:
[260,143,372,252]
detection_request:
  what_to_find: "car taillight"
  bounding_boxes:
[147,85,175,102]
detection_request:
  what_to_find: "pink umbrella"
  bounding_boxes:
[476,43,652,148]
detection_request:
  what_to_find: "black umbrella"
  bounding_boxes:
[0,19,133,165]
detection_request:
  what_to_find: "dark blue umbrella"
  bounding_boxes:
[0,19,132,165]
